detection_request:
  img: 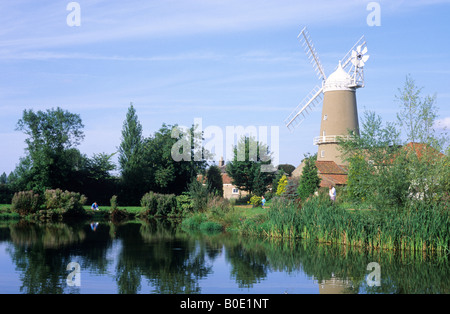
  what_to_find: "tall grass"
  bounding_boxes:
[240,193,449,253]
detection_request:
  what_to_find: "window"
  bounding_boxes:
[323,115,328,121]
[232,188,239,194]
[321,150,325,158]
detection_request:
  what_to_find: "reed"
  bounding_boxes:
[245,195,449,253]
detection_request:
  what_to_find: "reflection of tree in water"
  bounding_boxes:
[225,244,269,288]
[6,221,114,294]
[3,220,449,294]
[113,219,214,294]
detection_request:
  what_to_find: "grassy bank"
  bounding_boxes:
[180,189,449,253]
[0,204,19,220]
[234,194,450,253]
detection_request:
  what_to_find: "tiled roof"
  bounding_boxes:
[222,173,233,184]
[314,160,348,187]
[319,174,348,187]
[315,161,348,175]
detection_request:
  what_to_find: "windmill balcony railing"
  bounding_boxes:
[313,135,355,145]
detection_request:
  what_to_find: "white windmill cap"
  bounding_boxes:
[323,62,354,92]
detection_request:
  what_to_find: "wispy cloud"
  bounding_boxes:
[0,1,365,52]
[434,117,450,130]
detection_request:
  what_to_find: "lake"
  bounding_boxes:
[0,219,448,294]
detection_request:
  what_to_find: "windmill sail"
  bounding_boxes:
[298,27,327,81]
[285,85,323,131]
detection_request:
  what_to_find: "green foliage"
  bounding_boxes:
[248,195,262,207]
[187,178,210,212]
[140,191,178,217]
[226,136,275,196]
[11,190,41,215]
[277,164,296,177]
[243,194,450,253]
[110,195,118,210]
[118,103,146,205]
[15,107,85,192]
[43,189,87,216]
[297,154,321,201]
[0,182,14,204]
[176,193,194,213]
[206,165,223,197]
[340,103,449,208]
[276,175,288,196]
[395,74,444,149]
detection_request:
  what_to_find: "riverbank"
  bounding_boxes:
[2,192,449,254]
[179,191,449,254]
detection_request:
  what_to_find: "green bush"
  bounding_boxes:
[276,175,288,196]
[110,195,118,210]
[141,192,178,216]
[11,190,41,215]
[181,213,206,230]
[199,221,223,233]
[187,178,209,211]
[43,189,87,216]
[176,193,194,214]
[248,195,262,207]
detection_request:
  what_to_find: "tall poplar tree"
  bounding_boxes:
[118,103,145,204]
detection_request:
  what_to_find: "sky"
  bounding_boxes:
[1,0,450,175]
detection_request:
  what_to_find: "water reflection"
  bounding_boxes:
[0,220,448,294]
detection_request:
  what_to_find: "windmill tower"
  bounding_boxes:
[285,27,369,165]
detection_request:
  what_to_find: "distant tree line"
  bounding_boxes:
[1,103,284,206]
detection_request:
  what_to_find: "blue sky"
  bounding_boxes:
[1,0,450,175]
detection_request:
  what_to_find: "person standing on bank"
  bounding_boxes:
[329,186,336,202]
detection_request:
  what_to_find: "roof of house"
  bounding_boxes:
[315,161,348,175]
[314,160,348,187]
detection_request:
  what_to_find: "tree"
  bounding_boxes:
[118,103,144,172]
[206,165,223,197]
[395,74,444,150]
[226,136,275,196]
[15,107,85,192]
[118,103,146,204]
[297,153,321,201]
[339,110,408,207]
[277,164,296,177]
[0,172,7,184]
[276,175,288,196]
[395,75,449,204]
[144,123,209,195]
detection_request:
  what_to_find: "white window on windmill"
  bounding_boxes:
[324,114,328,121]
[321,150,325,158]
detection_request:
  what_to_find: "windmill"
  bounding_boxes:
[285,27,369,165]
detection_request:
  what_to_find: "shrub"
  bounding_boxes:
[276,175,288,196]
[248,195,262,207]
[110,195,118,210]
[199,221,223,233]
[187,178,209,211]
[141,191,158,215]
[181,213,206,230]
[207,195,232,213]
[11,190,41,215]
[141,192,178,217]
[176,193,194,214]
[43,189,87,216]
